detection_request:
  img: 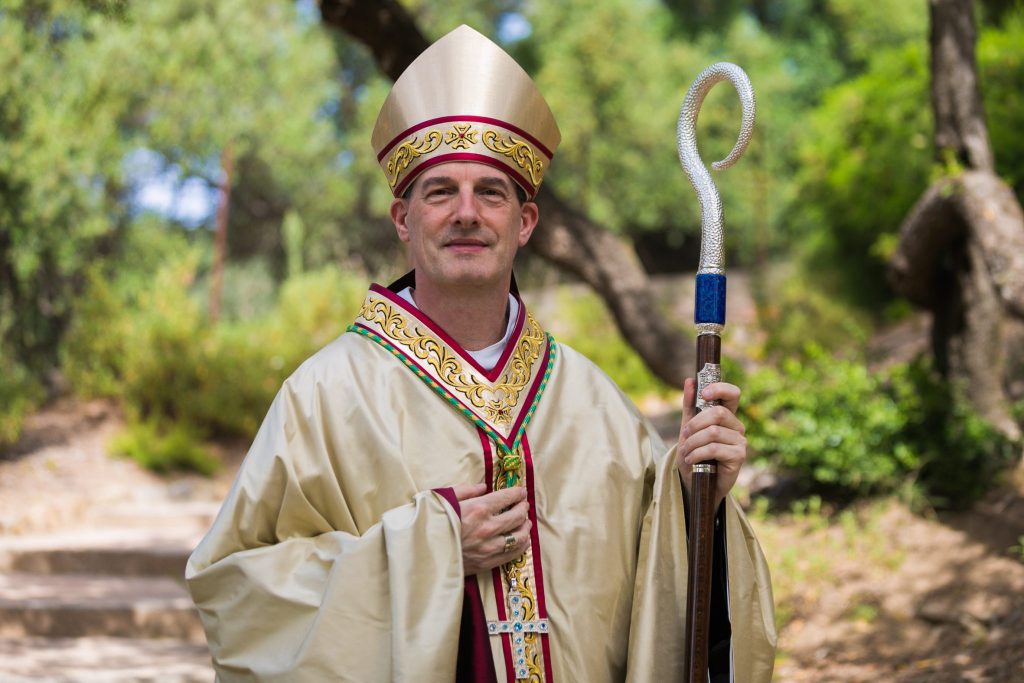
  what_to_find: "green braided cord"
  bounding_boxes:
[347,325,557,456]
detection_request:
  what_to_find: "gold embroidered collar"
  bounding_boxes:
[348,284,555,454]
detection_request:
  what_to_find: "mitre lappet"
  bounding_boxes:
[371,24,561,199]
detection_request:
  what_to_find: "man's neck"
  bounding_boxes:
[410,282,511,352]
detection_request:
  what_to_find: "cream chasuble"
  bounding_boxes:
[186,282,776,682]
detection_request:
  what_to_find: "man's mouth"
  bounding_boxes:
[444,238,489,250]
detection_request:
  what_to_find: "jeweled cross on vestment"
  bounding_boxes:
[486,584,550,679]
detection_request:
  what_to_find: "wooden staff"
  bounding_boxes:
[676,63,755,683]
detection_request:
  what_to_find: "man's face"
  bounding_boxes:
[390,162,538,293]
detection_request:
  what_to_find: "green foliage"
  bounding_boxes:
[0,352,44,447]
[744,346,915,496]
[754,268,872,358]
[892,361,1020,507]
[825,0,927,68]
[110,418,220,476]
[528,0,837,266]
[979,12,1024,194]
[1011,536,1024,564]
[63,243,366,468]
[788,42,932,307]
[0,0,349,376]
[786,6,1024,310]
[743,350,1017,506]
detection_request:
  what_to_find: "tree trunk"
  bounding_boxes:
[889,0,1024,440]
[929,0,993,171]
[209,145,235,323]
[318,0,692,386]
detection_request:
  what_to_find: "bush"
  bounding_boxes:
[743,348,1017,507]
[62,249,367,472]
[0,353,44,447]
[891,360,1019,507]
[110,419,219,475]
[743,345,916,496]
[753,268,872,359]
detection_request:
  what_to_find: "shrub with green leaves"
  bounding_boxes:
[110,419,219,475]
[753,269,872,359]
[743,347,1017,507]
[0,352,44,447]
[62,245,366,473]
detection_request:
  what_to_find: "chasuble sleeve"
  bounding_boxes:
[624,444,777,683]
[186,368,467,682]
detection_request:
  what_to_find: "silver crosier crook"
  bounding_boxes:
[677,62,756,278]
[677,62,755,411]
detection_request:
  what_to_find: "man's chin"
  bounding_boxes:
[427,268,506,291]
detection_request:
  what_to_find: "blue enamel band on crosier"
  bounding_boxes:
[694,272,726,326]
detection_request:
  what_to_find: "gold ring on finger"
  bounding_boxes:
[503,533,516,553]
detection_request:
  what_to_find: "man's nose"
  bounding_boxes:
[452,187,480,226]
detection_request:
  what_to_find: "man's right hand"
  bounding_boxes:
[453,483,531,575]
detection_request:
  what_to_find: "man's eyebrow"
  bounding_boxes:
[419,176,456,190]
[476,176,514,190]
[417,175,513,191]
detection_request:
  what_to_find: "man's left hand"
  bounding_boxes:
[677,379,747,506]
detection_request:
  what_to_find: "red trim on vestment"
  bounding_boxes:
[484,296,527,383]
[368,284,471,360]
[378,114,554,162]
[368,282,528,384]
[432,487,461,518]
[458,577,500,683]
[392,153,536,200]
[503,341,551,450]
[480,428,495,491]
[522,434,555,682]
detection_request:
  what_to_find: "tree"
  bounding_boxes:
[888,0,1024,440]
[0,0,348,375]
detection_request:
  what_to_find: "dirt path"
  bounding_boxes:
[759,486,1024,682]
[0,400,237,537]
[2,400,1023,681]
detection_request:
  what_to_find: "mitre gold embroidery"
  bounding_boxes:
[482,130,544,187]
[443,123,478,149]
[385,131,443,188]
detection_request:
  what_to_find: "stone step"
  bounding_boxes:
[0,573,204,642]
[0,636,213,682]
[90,500,221,529]
[0,526,203,578]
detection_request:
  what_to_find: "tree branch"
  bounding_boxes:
[318,0,428,81]
[890,171,1024,319]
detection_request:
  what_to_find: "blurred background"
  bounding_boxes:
[1,0,1023,680]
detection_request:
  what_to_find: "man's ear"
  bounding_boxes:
[517,201,539,247]
[391,198,411,243]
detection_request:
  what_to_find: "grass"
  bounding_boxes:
[749,496,905,633]
[1012,536,1024,563]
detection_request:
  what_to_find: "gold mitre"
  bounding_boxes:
[371,25,560,200]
